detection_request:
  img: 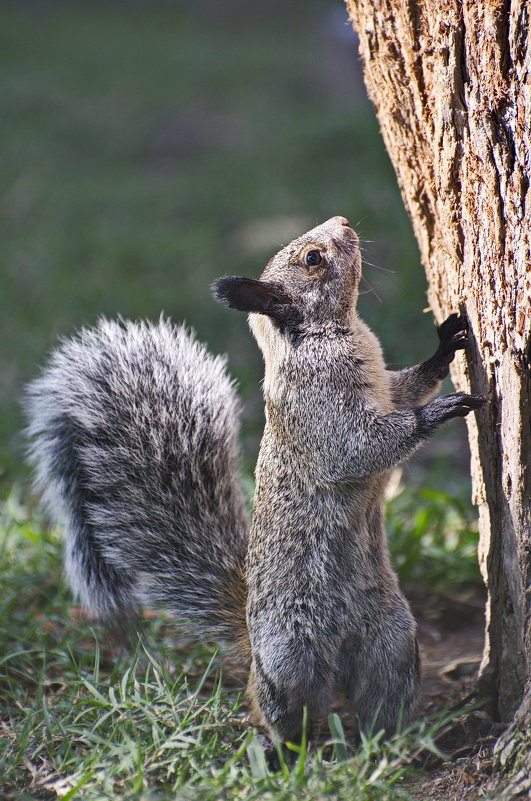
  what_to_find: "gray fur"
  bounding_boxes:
[25,218,483,746]
[25,317,248,641]
[214,216,483,742]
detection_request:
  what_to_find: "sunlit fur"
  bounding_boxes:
[25,217,481,745]
[25,318,249,641]
[238,217,480,742]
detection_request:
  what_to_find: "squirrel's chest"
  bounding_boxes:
[264,362,392,444]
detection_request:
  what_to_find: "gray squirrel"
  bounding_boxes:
[25,216,484,745]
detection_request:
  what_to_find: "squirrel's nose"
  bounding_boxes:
[330,215,351,228]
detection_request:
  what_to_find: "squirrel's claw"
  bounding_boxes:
[436,312,468,343]
[424,312,471,378]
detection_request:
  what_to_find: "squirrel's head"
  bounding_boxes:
[212,216,361,346]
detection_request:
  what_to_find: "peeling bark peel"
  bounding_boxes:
[345,0,530,769]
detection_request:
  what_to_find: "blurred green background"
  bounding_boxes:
[0,0,469,488]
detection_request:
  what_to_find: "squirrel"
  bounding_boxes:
[25,215,484,746]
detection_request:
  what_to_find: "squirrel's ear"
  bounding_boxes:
[212,276,290,315]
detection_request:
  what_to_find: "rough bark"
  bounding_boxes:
[345,0,530,779]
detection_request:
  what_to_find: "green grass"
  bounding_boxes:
[387,486,481,590]
[0,486,483,800]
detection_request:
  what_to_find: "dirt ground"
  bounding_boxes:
[406,590,505,800]
[395,588,530,801]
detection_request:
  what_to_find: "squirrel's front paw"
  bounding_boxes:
[426,313,469,379]
[416,392,486,435]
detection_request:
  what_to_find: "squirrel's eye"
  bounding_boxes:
[305,250,322,268]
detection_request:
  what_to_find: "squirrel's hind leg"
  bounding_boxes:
[246,652,331,745]
[344,604,420,738]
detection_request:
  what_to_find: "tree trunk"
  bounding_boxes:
[345,0,530,781]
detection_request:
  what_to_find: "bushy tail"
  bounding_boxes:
[25,318,249,648]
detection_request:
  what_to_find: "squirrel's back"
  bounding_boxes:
[25,318,248,646]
